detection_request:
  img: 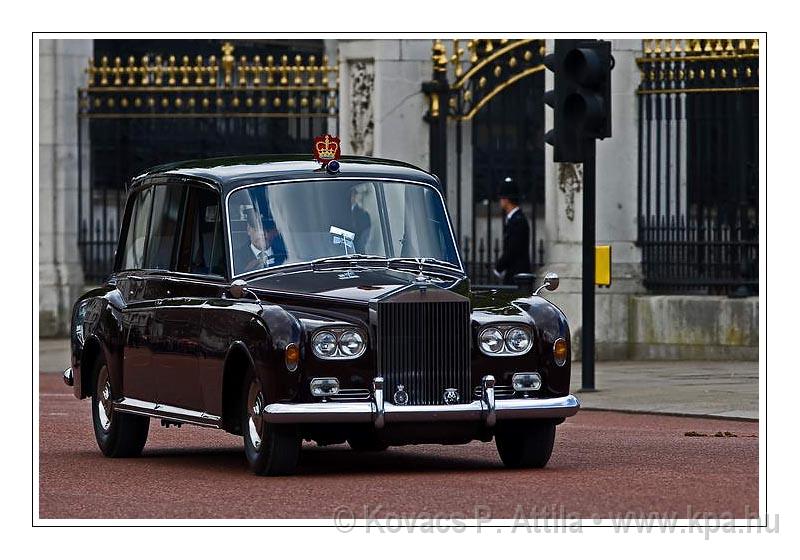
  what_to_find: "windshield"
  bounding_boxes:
[227,179,460,276]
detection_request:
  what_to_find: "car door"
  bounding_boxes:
[135,182,199,411]
[117,185,158,403]
[152,183,227,413]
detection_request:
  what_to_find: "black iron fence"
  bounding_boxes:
[637,39,759,295]
[639,208,758,294]
[77,41,337,283]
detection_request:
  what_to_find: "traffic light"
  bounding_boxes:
[544,39,612,162]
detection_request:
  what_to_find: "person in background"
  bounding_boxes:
[493,177,531,285]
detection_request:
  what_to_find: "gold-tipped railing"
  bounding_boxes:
[637,39,759,95]
[80,42,340,117]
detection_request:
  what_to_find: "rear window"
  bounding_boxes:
[145,185,185,270]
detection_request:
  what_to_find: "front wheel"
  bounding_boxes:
[495,420,556,469]
[242,370,300,476]
[91,356,149,458]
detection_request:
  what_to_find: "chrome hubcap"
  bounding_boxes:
[96,366,112,431]
[247,380,265,450]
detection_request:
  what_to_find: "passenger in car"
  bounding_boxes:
[234,209,287,273]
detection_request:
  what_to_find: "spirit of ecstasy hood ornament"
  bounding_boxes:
[414,258,430,284]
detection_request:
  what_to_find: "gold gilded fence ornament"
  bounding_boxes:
[222,42,235,87]
[637,38,759,95]
[79,42,340,118]
[424,38,547,122]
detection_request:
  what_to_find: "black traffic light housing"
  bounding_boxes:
[544,39,612,162]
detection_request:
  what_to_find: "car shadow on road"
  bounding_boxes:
[130,443,504,476]
[298,445,503,476]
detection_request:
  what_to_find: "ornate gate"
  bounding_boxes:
[423,39,546,286]
[77,40,339,283]
[636,39,758,295]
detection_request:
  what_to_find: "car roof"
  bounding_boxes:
[130,154,441,194]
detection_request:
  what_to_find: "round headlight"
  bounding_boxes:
[505,327,532,353]
[338,330,365,357]
[312,331,337,358]
[479,327,504,354]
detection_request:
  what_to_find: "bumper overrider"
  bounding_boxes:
[264,375,580,429]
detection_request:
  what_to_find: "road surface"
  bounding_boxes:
[38,373,758,520]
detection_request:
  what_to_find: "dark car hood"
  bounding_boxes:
[246,267,466,304]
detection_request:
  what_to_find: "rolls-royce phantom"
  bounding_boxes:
[64,153,579,475]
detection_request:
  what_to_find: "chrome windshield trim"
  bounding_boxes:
[224,176,465,279]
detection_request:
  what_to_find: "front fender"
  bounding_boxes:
[249,304,303,403]
[513,295,572,396]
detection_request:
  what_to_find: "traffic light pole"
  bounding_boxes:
[543,39,611,391]
[581,139,596,391]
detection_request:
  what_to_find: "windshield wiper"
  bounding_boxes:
[308,255,462,274]
[387,257,461,271]
[311,254,389,269]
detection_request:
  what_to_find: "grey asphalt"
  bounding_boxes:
[39,338,758,419]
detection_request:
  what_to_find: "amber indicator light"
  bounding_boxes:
[285,343,300,370]
[553,338,568,366]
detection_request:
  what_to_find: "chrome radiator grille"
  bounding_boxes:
[376,298,471,406]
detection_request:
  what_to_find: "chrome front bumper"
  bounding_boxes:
[263,375,580,429]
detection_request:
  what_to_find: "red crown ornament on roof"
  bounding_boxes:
[313,134,341,164]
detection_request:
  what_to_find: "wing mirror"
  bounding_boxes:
[230,279,248,298]
[229,279,262,306]
[534,272,559,295]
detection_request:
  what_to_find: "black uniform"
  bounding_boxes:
[495,208,531,285]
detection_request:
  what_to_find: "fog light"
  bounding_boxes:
[512,372,542,392]
[310,377,339,397]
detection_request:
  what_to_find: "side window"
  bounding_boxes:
[145,185,185,270]
[176,187,226,276]
[120,187,153,271]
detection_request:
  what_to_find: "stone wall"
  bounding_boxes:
[39,39,92,336]
[628,296,759,360]
[337,40,431,167]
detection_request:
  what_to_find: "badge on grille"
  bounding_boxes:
[443,388,460,405]
[393,385,409,406]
